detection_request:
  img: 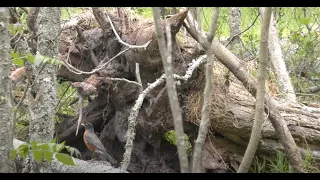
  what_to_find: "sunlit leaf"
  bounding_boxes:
[10,149,17,161]
[25,54,35,63]
[299,18,311,25]
[33,150,43,163]
[13,59,24,67]
[55,153,75,166]
[43,150,54,162]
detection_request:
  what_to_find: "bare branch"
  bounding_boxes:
[135,63,143,92]
[207,7,219,43]
[60,46,130,75]
[191,49,216,173]
[152,7,190,173]
[120,74,166,171]
[237,7,273,173]
[105,10,151,49]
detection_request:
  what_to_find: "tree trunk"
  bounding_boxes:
[28,7,61,142]
[0,7,15,173]
[259,7,297,103]
[229,7,243,58]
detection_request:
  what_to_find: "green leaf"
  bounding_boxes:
[65,146,71,152]
[17,143,29,159]
[43,150,54,162]
[48,143,56,149]
[10,52,20,59]
[39,143,50,151]
[34,53,44,66]
[10,149,17,161]
[299,18,311,25]
[50,137,57,143]
[9,24,16,34]
[13,58,24,67]
[33,150,43,163]
[55,153,75,166]
[25,54,35,63]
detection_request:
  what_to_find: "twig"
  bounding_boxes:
[135,63,143,92]
[152,7,189,173]
[225,11,260,47]
[15,81,30,110]
[105,10,151,49]
[55,82,72,110]
[60,46,131,75]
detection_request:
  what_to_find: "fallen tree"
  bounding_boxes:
[12,8,320,173]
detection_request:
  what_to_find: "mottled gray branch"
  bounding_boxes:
[237,7,273,173]
[207,7,219,43]
[191,49,215,173]
[0,7,15,173]
[135,63,143,92]
[152,7,190,173]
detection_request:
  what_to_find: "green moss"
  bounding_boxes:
[163,130,192,156]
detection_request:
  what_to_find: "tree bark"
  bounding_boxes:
[259,7,297,103]
[237,7,272,173]
[0,7,15,173]
[229,7,242,58]
[28,7,61,142]
[152,7,190,173]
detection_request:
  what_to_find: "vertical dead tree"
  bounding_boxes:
[152,7,190,173]
[229,7,242,57]
[0,7,15,173]
[28,7,61,142]
[259,7,296,103]
[191,7,219,173]
[183,7,304,173]
[237,7,272,173]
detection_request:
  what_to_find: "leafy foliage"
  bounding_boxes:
[10,138,81,166]
[249,150,317,173]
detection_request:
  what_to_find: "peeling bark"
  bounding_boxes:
[0,7,15,173]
